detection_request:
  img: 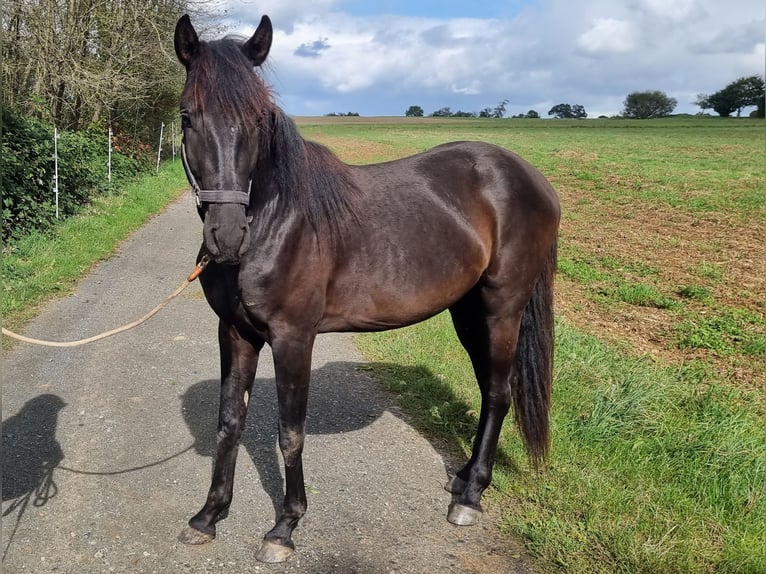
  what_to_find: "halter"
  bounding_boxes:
[181,142,252,207]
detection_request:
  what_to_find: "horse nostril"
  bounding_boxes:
[238,227,251,257]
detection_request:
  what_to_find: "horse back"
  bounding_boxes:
[318,141,560,332]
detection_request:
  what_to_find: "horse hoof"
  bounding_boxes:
[447,503,482,526]
[178,526,215,545]
[255,539,294,563]
[444,475,468,494]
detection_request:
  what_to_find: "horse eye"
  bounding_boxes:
[181,112,192,129]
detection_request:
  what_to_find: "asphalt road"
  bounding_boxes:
[2,196,533,574]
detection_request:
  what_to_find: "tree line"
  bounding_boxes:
[2,0,215,141]
[404,75,765,120]
[1,1,218,240]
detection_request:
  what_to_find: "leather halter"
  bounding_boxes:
[181,142,251,207]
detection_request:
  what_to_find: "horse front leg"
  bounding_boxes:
[179,320,263,544]
[255,333,314,563]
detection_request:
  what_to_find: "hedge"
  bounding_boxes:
[1,107,150,241]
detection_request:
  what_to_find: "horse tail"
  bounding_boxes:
[512,239,556,468]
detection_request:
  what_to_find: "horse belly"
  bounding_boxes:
[321,234,488,332]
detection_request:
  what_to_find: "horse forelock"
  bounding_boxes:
[185,38,274,133]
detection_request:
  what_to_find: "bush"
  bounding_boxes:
[1,107,146,241]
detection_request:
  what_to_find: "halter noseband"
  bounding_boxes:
[181,142,251,207]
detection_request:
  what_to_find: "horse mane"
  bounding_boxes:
[187,38,359,244]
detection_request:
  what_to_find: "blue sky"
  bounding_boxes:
[211,0,765,117]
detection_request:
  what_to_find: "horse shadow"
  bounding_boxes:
[181,359,508,518]
[2,394,67,560]
[181,359,523,519]
[182,361,400,517]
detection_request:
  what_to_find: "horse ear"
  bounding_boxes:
[175,14,199,68]
[242,15,273,67]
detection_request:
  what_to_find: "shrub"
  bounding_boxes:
[1,107,146,240]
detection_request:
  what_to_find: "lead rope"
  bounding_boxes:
[1,256,210,348]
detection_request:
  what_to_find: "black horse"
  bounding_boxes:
[174,14,560,563]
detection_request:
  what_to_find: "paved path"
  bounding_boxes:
[2,197,532,574]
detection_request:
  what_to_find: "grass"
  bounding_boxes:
[4,116,764,572]
[358,315,766,574]
[294,116,765,573]
[2,160,188,332]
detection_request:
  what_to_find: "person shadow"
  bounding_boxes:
[2,394,67,560]
[181,361,395,518]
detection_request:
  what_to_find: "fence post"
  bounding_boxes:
[54,127,60,219]
[171,121,177,162]
[108,125,113,185]
[156,122,165,173]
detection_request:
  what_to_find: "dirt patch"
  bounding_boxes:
[305,134,406,165]
[554,177,765,393]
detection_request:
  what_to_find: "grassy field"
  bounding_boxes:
[3,117,764,572]
[296,116,766,573]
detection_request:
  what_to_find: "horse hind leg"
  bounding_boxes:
[445,288,490,497]
[445,286,526,526]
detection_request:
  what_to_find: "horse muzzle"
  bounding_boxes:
[202,208,251,264]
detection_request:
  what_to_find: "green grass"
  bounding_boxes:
[299,116,765,216]
[297,116,766,573]
[2,160,188,331]
[357,315,766,573]
[4,116,764,573]
[675,307,766,357]
[601,282,678,309]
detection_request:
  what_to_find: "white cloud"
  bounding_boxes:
[639,0,701,22]
[452,81,482,95]
[217,0,766,116]
[577,18,636,55]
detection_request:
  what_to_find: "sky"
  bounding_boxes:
[208,0,765,117]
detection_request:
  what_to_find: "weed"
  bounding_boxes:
[676,284,712,302]
[692,261,724,282]
[602,282,677,309]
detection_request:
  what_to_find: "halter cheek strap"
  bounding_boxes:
[181,142,251,207]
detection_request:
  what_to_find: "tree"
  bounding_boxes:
[548,103,587,119]
[706,86,739,117]
[431,107,452,117]
[571,104,587,119]
[492,99,509,118]
[1,0,212,138]
[526,109,540,119]
[548,104,572,118]
[695,75,765,117]
[479,107,493,118]
[694,94,711,114]
[405,105,424,117]
[622,91,677,119]
[727,76,764,116]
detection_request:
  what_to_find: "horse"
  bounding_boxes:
[173,14,560,563]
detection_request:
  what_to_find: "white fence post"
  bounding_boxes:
[54,127,60,219]
[108,125,113,184]
[171,121,177,162]
[156,122,165,173]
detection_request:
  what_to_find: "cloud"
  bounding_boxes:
[294,38,331,58]
[219,0,766,116]
[577,18,636,55]
[452,81,482,95]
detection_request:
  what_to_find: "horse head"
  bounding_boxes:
[174,14,273,264]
